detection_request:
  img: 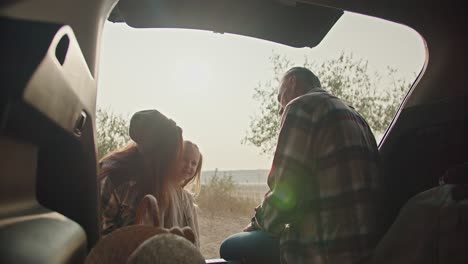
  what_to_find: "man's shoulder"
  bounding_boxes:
[288,88,346,117]
[290,88,335,105]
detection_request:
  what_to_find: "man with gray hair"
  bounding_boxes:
[221,67,383,263]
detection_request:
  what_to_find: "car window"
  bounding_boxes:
[97,11,425,258]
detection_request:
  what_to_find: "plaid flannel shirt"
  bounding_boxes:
[254,88,383,264]
[100,177,140,236]
[99,159,142,236]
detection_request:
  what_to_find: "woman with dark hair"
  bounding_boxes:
[99,109,183,235]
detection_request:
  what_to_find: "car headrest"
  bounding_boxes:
[439,162,468,185]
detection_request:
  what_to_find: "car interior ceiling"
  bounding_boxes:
[0,0,467,263]
[110,0,344,48]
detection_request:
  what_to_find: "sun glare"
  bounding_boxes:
[99,12,425,170]
[170,57,213,92]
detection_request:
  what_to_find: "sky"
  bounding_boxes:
[97,11,426,171]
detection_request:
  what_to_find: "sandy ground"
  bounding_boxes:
[198,209,251,259]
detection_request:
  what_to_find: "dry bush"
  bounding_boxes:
[196,175,261,217]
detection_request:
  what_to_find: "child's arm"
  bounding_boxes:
[183,189,201,248]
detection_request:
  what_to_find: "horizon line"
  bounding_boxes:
[202,168,269,172]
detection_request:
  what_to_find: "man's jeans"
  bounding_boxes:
[220,230,281,264]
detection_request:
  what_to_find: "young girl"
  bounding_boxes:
[178,141,203,195]
[99,109,183,236]
[165,140,203,248]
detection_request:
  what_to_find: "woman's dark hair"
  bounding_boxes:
[99,110,183,210]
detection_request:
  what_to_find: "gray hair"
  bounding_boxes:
[284,67,321,89]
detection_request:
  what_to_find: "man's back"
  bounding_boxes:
[221,68,384,264]
[267,88,383,263]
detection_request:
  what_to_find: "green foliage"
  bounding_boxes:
[96,108,130,159]
[243,52,412,155]
[241,54,291,154]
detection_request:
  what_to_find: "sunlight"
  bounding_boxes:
[170,57,213,92]
[98,13,425,171]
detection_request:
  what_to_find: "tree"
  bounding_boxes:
[243,52,412,155]
[96,108,130,159]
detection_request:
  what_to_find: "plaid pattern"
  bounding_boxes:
[99,160,141,236]
[254,88,383,264]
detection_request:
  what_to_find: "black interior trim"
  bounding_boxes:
[379,96,468,231]
[0,17,100,253]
